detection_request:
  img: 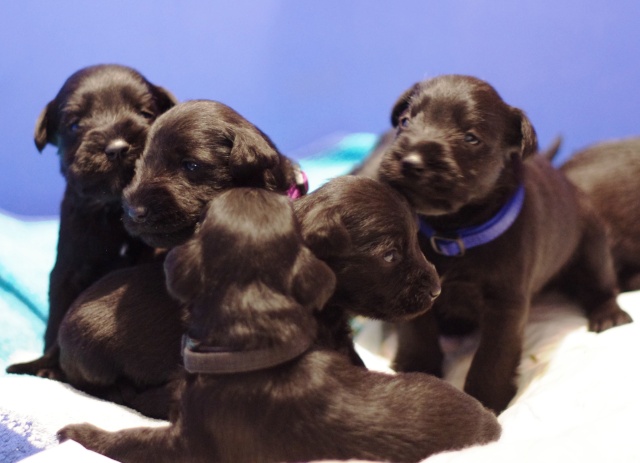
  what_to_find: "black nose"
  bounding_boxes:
[105,139,131,160]
[430,284,442,300]
[401,153,425,174]
[126,204,148,223]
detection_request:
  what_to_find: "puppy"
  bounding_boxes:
[52,100,305,418]
[294,175,441,363]
[376,75,632,413]
[54,176,440,419]
[121,99,306,249]
[59,188,500,463]
[7,64,177,376]
[560,137,640,291]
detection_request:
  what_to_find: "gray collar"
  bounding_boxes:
[181,334,314,374]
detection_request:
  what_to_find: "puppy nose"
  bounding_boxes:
[126,204,148,223]
[430,284,442,300]
[105,139,131,159]
[401,154,425,174]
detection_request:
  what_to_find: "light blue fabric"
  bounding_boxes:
[0,213,58,370]
[0,134,378,369]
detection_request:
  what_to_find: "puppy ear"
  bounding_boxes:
[152,85,179,114]
[509,107,539,159]
[34,102,56,152]
[291,247,336,311]
[391,83,419,127]
[229,127,280,185]
[164,239,203,303]
[298,207,351,261]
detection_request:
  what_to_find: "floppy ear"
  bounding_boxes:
[508,107,539,159]
[297,206,351,261]
[34,101,56,152]
[229,127,280,185]
[151,85,179,114]
[391,83,419,127]
[164,238,203,303]
[291,247,336,312]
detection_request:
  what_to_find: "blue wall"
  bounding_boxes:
[1,1,639,216]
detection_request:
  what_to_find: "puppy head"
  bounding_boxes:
[379,75,538,216]
[294,176,441,321]
[34,64,177,203]
[165,188,335,349]
[123,100,296,248]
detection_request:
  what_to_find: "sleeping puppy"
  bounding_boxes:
[7,64,177,376]
[377,75,632,413]
[58,188,500,463]
[560,137,640,291]
[121,99,306,249]
[53,100,305,418]
[55,176,439,419]
[294,175,441,364]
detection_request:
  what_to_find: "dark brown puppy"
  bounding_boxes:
[54,100,303,418]
[7,64,177,376]
[122,99,304,249]
[55,176,440,419]
[294,175,441,363]
[377,74,632,413]
[59,188,500,463]
[561,137,640,291]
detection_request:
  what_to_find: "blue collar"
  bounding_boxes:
[419,185,525,257]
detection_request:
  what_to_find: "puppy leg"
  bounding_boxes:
[58,423,188,463]
[393,309,443,376]
[463,296,527,414]
[569,219,633,332]
[6,344,64,379]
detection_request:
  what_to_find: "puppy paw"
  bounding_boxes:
[588,307,633,333]
[58,423,105,448]
[6,359,55,377]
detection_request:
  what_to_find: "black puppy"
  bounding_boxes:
[7,64,177,376]
[55,176,440,419]
[376,75,632,413]
[561,137,640,291]
[59,188,500,463]
[294,175,441,363]
[54,100,305,418]
[122,99,306,249]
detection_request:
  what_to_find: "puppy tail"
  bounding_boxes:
[540,135,563,162]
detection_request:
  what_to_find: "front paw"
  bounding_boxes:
[589,307,633,332]
[58,423,106,449]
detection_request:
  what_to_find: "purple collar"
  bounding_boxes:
[419,185,525,257]
[287,169,309,200]
[182,335,313,374]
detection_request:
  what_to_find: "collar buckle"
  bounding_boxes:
[430,235,466,257]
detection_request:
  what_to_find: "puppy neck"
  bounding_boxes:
[184,282,317,374]
[426,158,522,231]
[420,160,524,256]
[181,334,314,374]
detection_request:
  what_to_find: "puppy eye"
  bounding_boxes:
[383,250,400,263]
[464,133,480,144]
[182,160,199,172]
[399,117,410,128]
[140,110,155,120]
[67,121,80,133]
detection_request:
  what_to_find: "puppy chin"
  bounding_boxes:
[68,180,122,204]
[124,221,196,248]
[360,298,435,322]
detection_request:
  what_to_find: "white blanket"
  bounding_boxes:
[3,291,639,462]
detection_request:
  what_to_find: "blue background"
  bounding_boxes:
[1,0,639,217]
